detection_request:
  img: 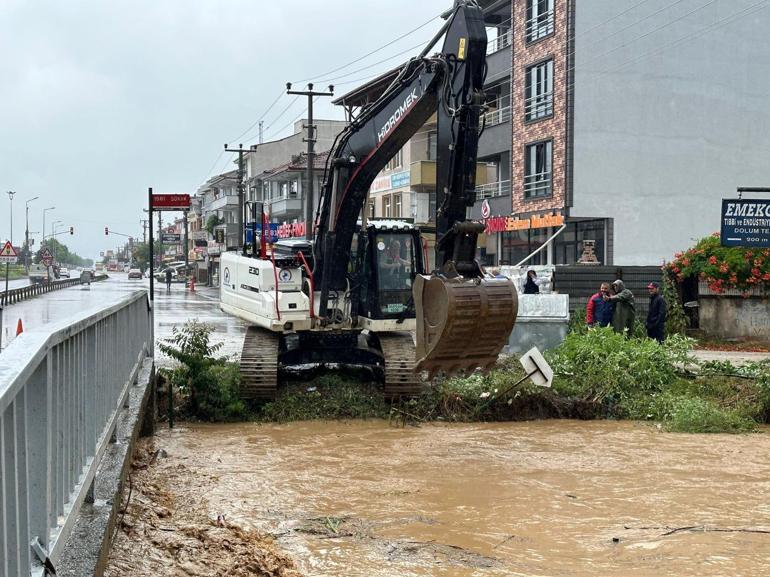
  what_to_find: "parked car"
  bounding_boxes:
[59,267,70,278]
[128,268,143,279]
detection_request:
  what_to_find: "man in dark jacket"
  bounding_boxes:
[645,282,667,342]
[586,282,614,327]
[607,279,635,337]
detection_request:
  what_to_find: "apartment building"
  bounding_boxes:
[490,0,770,266]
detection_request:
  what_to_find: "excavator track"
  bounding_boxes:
[380,332,427,398]
[239,327,279,400]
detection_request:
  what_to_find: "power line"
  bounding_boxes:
[292,12,442,83]
[228,88,285,145]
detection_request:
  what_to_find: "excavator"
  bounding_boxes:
[220,0,518,398]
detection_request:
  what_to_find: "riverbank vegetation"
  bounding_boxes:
[159,321,770,433]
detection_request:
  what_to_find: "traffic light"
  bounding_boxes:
[69,226,74,235]
[105,227,109,235]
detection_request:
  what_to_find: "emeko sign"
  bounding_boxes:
[721,199,770,247]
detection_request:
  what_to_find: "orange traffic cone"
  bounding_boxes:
[16,319,23,336]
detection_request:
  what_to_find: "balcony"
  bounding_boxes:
[524,171,552,198]
[486,30,511,55]
[268,196,303,217]
[206,194,239,212]
[525,92,553,121]
[410,160,488,193]
[526,10,555,43]
[475,180,511,201]
[481,105,511,128]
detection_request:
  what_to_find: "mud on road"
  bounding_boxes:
[106,420,770,576]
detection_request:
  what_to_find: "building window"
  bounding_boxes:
[524,140,552,198]
[394,193,402,218]
[386,148,403,171]
[526,0,554,43]
[368,201,375,219]
[383,195,392,218]
[525,59,553,121]
[289,180,298,198]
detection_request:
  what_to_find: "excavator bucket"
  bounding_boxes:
[413,274,518,377]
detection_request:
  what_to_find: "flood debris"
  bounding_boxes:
[105,439,303,577]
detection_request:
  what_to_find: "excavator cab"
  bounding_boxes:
[354,223,424,321]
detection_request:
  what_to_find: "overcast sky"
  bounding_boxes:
[0,0,448,260]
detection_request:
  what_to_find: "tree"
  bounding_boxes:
[205,214,222,236]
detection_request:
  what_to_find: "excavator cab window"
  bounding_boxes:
[375,233,416,316]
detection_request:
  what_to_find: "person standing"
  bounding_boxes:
[586,282,614,327]
[606,279,635,336]
[645,281,667,342]
[165,267,173,292]
[522,269,541,294]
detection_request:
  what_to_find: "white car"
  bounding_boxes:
[59,267,70,278]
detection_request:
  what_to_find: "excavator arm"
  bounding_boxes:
[315,0,518,376]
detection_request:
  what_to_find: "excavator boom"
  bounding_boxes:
[315,0,517,378]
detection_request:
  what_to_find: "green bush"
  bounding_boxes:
[546,327,694,404]
[663,396,755,433]
[159,320,247,421]
[261,375,389,422]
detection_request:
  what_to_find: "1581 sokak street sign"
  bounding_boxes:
[151,194,190,210]
[721,199,770,247]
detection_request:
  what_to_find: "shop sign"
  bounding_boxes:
[721,199,770,247]
[484,212,564,234]
[390,171,410,188]
[277,221,306,239]
[370,175,391,192]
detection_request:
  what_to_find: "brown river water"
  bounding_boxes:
[106,420,770,576]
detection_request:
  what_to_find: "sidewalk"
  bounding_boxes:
[691,349,770,365]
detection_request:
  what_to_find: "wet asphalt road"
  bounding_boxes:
[0,274,247,357]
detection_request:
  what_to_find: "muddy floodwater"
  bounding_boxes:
[106,420,770,576]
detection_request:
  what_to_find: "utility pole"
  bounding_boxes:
[157,212,163,269]
[183,211,189,281]
[286,83,334,240]
[259,121,264,144]
[224,143,257,253]
[141,219,149,245]
[42,206,55,247]
[25,196,38,273]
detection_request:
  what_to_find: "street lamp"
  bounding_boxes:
[25,196,39,272]
[42,206,55,246]
[6,191,16,244]
[52,220,62,263]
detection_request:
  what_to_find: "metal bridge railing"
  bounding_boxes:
[1,274,108,306]
[0,290,153,576]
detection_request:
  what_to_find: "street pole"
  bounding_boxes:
[183,210,189,287]
[224,143,258,253]
[42,206,55,248]
[158,211,163,270]
[25,196,39,273]
[4,191,17,308]
[141,219,148,245]
[51,220,62,264]
[149,188,154,301]
[286,83,334,240]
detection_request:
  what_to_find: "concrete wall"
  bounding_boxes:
[571,0,770,265]
[700,296,770,341]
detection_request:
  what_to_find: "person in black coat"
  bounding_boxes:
[645,282,667,342]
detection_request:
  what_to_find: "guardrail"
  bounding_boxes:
[1,274,108,306]
[0,290,153,576]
